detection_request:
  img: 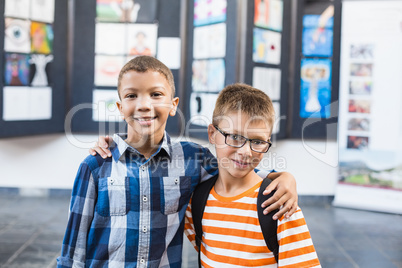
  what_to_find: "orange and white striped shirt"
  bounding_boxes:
[184,181,321,268]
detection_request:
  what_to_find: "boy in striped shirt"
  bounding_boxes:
[185,83,321,268]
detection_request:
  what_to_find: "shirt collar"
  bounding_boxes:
[111,132,172,162]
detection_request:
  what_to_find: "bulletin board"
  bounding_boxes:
[0,0,68,138]
[290,0,341,139]
[69,0,182,136]
[243,0,291,140]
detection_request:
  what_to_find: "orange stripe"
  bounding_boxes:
[280,232,312,246]
[279,245,317,259]
[204,225,264,240]
[203,212,260,225]
[203,238,270,253]
[281,258,320,268]
[200,244,276,266]
[206,200,258,211]
[278,218,307,233]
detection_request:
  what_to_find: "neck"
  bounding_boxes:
[125,129,164,159]
[214,170,261,197]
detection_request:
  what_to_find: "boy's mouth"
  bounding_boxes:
[134,116,157,126]
[232,159,251,169]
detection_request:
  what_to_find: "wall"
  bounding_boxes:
[0,133,338,195]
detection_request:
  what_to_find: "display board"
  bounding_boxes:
[69,0,182,135]
[0,0,68,138]
[290,0,341,139]
[243,0,291,140]
[333,0,402,214]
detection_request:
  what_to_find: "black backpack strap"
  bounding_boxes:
[257,177,280,262]
[191,175,219,268]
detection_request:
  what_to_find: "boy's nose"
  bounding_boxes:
[137,97,152,111]
[237,142,252,156]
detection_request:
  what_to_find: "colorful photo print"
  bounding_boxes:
[94,55,125,86]
[252,67,281,100]
[30,22,54,54]
[127,24,157,56]
[30,0,55,23]
[193,23,227,59]
[253,28,281,64]
[4,53,30,86]
[254,0,269,28]
[92,89,121,122]
[5,0,30,19]
[348,99,371,114]
[347,135,369,150]
[348,118,370,131]
[302,14,333,57]
[300,58,332,118]
[192,59,225,92]
[4,18,31,53]
[95,23,126,55]
[349,80,372,95]
[350,63,373,77]
[194,0,227,26]
[97,0,157,23]
[350,44,374,59]
[29,54,53,87]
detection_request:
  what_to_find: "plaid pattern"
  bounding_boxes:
[57,132,218,268]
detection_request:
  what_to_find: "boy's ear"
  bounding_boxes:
[169,97,179,116]
[207,124,216,144]
[116,101,124,120]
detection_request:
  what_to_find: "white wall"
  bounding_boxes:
[0,134,338,195]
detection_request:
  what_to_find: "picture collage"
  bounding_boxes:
[190,0,227,127]
[93,0,158,122]
[2,0,55,121]
[346,43,374,150]
[252,0,284,134]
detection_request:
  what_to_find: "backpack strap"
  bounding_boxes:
[191,175,219,268]
[257,177,280,262]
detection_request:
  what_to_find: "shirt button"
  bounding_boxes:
[143,226,147,233]
[143,196,148,202]
[141,166,146,171]
[174,178,179,184]
[140,258,145,264]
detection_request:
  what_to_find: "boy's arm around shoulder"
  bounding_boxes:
[57,156,99,267]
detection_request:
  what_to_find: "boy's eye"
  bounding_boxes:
[126,94,136,98]
[229,134,240,141]
[251,140,264,146]
[152,92,162,97]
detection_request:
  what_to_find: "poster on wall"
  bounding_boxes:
[334,1,402,214]
[194,0,227,26]
[4,18,31,53]
[299,58,332,118]
[192,59,225,92]
[254,0,283,31]
[302,14,333,57]
[96,0,158,23]
[253,28,281,65]
[127,23,158,56]
[193,23,226,59]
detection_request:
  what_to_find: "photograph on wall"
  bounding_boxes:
[253,28,281,65]
[127,23,157,56]
[194,0,227,26]
[4,53,30,86]
[96,0,157,23]
[30,22,53,54]
[95,23,126,55]
[29,87,52,120]
[5,0,30,19]
[349,80,372,95]
[350,63,373,77]
[193,23,226,59]
[347,135,369,150]
[93,89,121,122]
[189,93,218,126]
[29,54,53,87]
[299,58,332,118]
[4,18,31,53]
[348,118,370,132]
[30,0,55,23]
[252,67,281,100]
[94,55,125,86]
[348,99,371,114]
[350,44,374,59]
[302,14,333,57]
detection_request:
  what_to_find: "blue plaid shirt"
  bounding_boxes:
[57,132,270,267]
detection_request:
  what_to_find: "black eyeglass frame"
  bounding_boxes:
[213,125,272,153]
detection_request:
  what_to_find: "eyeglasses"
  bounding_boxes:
[214,125,272,153]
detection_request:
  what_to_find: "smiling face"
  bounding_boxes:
[117,70,179,146]
[208,111,271,180]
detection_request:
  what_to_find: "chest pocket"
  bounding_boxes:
[160,176,192,215]
[97,177,130,217]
